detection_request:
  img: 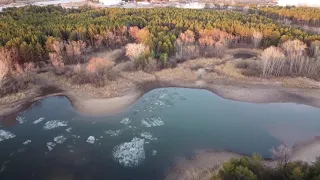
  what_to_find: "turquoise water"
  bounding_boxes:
[1,88,320,180]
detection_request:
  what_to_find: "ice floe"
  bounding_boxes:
[86,136,95,144]
[47,142,56,151]
[33,117,45,124]
[105,130,122,136]
[22,140,32,145]
[140,132,157,141]
[0,160,9,174]
[65,127,72,132]
[120,118,131,125]
[113,137,145,167]
[54,135,67,144]
[16,116,26,124]
[141,117,164,128]
[152,150,157,156]
[43,120,68,130]
[0,130,16,142]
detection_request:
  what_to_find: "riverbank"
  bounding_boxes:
[2,54,320,117]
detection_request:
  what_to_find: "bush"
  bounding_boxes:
[0,74,33,97]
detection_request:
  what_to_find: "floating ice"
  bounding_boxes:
[54,135,67,144]
[33,117,45,124]
[141,117,164,128]
[113,138,145,167]
[159,94,167,99]
[47,142,56,151]
[120,118,131,125]
[65,127,72,132]
[16,116,26,124]
[0,130,16,142]
[0,160,9,174]
[105,130,122,136]
[43,120,67,130]
[86,136,95,144]
[154,100,166,106]
[152,150,157,156]
[140,132,157,141]
[22,140,31,145]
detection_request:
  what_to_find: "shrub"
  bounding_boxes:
[281,40,307,74]
[86,57,115,74]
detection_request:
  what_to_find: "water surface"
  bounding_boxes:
[1,88,320,180]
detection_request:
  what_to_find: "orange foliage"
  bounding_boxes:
[129,26,151,45]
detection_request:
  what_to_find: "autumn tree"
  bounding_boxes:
[252,31,263,48]
[260,46,286,77]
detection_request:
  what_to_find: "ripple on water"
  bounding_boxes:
[113,137,145,167]
[0,130,16,142]
[43,120,68,130]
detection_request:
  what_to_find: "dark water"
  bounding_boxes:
[1,88,320,180]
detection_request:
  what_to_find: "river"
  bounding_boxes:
[1,88,320,180]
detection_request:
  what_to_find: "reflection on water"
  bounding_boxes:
[0,88,320,180]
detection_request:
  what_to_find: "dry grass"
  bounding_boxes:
[155,67,198,82]
[215,60,246,79]
[0,89,34,105]
[179,57,224,69]
[87,49,125,62]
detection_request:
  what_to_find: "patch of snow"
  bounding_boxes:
[152,150,157,156]
[16,116,26,124]
[141,117,164,128]
[65,127,72,132]
[33,117,45,124]
[86,136,95,144]
[113,137,145,167]
[105,130,122,136]
[54,135,67,144]
[120,118,131,125]
[140,132,157,141]
[47,142,56,151]
[22,140,31,145]
[43,120,67,130]
[0,130,16,142]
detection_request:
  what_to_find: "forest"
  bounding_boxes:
[1,5,320,67]
[257,6,320,27]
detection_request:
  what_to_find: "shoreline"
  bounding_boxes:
[2,78,320,118]
[165,136,320,180]
[1,79,320,117]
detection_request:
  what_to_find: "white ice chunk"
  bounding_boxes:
[16,116,26,124]
[43,120,67,130]
[33,117,45,124]
[47,142,56,151]
[65,127,72,132]
[86,136,95,144]
[0,130,16,142]
[22,140,31,145]
[113,137,145,167]
[54,135,67,144]
[120,118,131,125]
[152,150,157,156]
[141,117,164,128]
[140,132,157,141]
[105,130,122,136]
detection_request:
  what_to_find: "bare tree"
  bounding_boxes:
[310,41,320,58]
[260,46,286,77]
[281,40,307,75]
[252,31,263,48]
[125,43,148,61]
[270,144,292,167]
